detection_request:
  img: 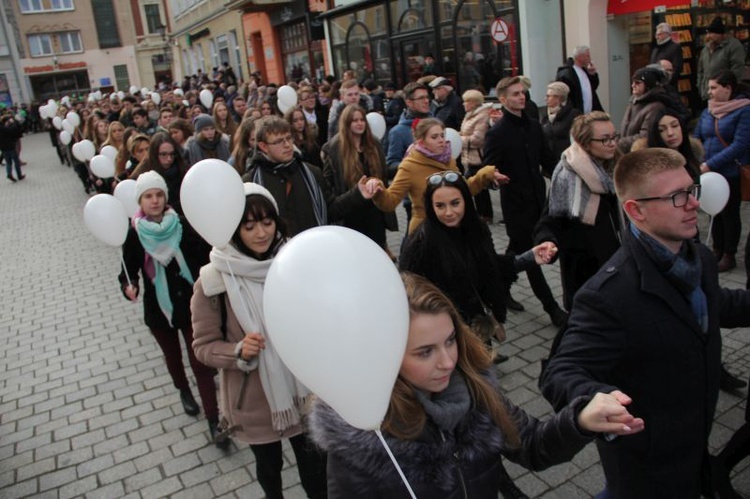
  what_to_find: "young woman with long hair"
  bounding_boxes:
[213,101,238,148]
[309,273,643,498]
[322,104,389,247]
[131,132,189,214]
[228,117,258,175]
[285,106,321,167]
[191,183,328,498]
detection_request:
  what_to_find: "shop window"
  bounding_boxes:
[438,0,520,93]
[58,32,83,53]
[28,34,53,57]
[330,4,387,80]
[390,0,433,34]
[281,22,311,82]
[19,0,43,13]
[114,64,129,91]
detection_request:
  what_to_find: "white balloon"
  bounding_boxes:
[87,94,96,103]
[199,89,213,110]
[277,100,292,114]
[59,130,72,145]
[117,91,125,100]
[100,145,118,161]
[39,105,49,119]
[90,155,116,178]
[113,179,139,218]
[66,111,80,128]
[52,116,63,130]
[84,194,129,247]
[150,92,161,105]
[140,87,150,97]
[62,119,75,135]
[445,128,462,160]
[277,85,298,108]
[181,159,245,247]
[61,96,70,106]
[174,88,184,97]
[182,100,189,107]
[78,139,96,161]
[264,227,409,430]
[47,99,58,115]
[71,142,85,162]
[366,112,386,140]
[700,172,730,216]
[129,85,139,95]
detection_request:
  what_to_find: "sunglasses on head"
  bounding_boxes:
[427,171,461,186]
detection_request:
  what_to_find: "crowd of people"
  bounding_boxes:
[3,14,750,497]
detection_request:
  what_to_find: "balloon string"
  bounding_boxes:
[120,250,132,288]
[705,215,714,248]
[375,430,417,499]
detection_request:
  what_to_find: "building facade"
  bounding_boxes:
[11,0,141,101]
[133,0,175,90]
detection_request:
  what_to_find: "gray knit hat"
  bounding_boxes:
[193,113,215,133]
[243,182,278,214]
[136,171,168,202]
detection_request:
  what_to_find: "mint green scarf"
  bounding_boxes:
[134,209,194,326]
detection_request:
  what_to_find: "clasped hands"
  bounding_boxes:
[356,168,510,200]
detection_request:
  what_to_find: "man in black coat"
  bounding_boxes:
[482,76,566,326]
[428,77,465,130]
[541,148,750,498]
[556,46,604,114]
[650,23,683,88]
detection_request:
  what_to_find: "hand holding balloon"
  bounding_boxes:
[125,285,138,301]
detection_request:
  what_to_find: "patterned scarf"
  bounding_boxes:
[133,208,194,326]
[250,154,327,226]
[630,225,708,333]
[412,141,452,166]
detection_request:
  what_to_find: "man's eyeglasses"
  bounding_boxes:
[428,171,461,186]
[590,133,620,145]
[634,184,701,208]
[264,135,294,147]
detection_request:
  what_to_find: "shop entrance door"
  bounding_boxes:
[394,37,436,88]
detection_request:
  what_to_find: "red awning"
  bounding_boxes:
[607,0,688,16]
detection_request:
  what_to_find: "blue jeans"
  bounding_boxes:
[4,149,22,178]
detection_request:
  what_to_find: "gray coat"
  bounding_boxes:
[697,37,746,100]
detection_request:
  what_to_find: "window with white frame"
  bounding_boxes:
[28,34,53,56]
[19,0,44,13]
[195,43,205,73]
[209,40,218,69]
[58,32,82,53]
[182,49,191,77]
[51,0,74,10]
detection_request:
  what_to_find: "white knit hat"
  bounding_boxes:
[135,171,169,202]
[243,182,278,213]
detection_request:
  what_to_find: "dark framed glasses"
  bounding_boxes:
[634,184,701,208]
[427,171,461,186]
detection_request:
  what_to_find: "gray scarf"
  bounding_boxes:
[415,371,471,432]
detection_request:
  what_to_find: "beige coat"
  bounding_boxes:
[191,275,303,445]
[460,103,492,168]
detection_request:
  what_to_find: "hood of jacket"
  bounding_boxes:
[308,397,505,491]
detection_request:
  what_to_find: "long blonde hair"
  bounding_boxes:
[337,104,384,187]
[383,273,520,447]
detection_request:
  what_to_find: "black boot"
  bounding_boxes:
[497,460,529,499]
[720,365,746,392]
[506,294,524,312]
[180,389,200,416]
[208,418,230,450]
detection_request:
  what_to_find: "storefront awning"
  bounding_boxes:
[607,0,688,16]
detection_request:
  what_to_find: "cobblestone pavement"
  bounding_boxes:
[2,132,750,498]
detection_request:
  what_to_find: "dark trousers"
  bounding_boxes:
[506,220,558,312]
[150,325,218,420]
[712,175,741,255]
[3,149,22,178]
[250,433,327,499]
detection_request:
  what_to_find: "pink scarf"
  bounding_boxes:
[411,141,452,165]
[709,98,750,119]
